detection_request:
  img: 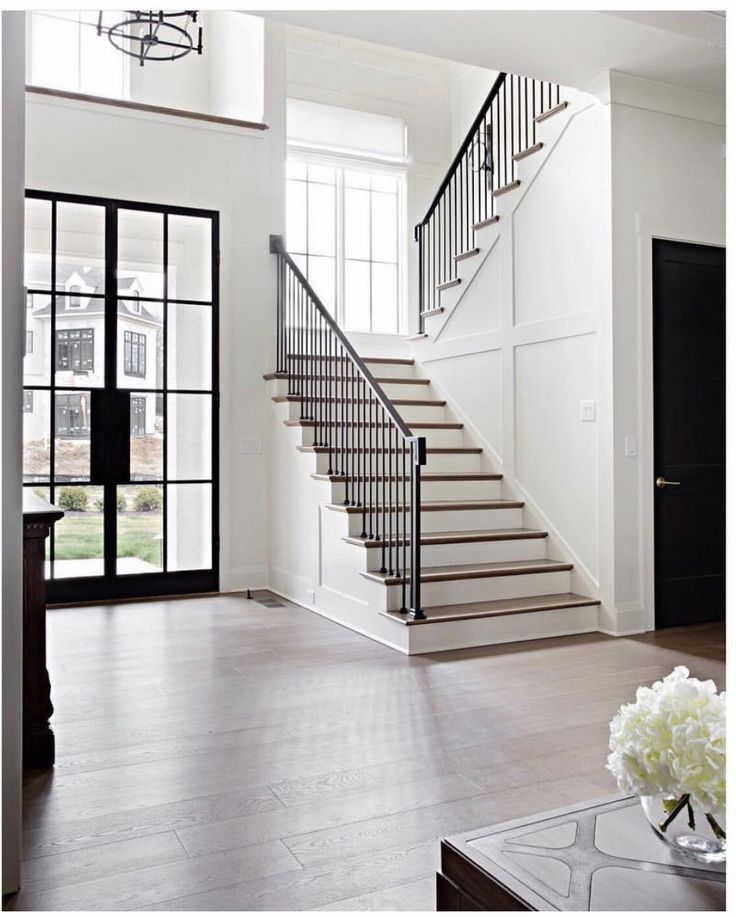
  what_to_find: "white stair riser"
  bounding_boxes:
[358,536,546,569]
[284,400,447,424]
[306,449,483,475]
[424,452,483,473]
[325,477,502,504]
[384,569,572,610]
[270,378,432,401]
[342,505,524,536]
[286,359,417,378]
[394,402,448,423]
[404,603,599,654]
[295,425,462,449]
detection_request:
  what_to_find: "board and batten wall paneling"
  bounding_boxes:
[515,333,599,578]
[513,105,610,326]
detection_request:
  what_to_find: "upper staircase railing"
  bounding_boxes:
[270,235,427,620]
[414,72,561,329]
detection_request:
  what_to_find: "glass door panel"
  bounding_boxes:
[53,485,104,579]
[117,300,164,390]
[24,191,219,602]
[117,484,164,574]
[23,389,51,483]
[130,392,163,481]
[117,209,164,298]
[54,389,92,482]
[168,215,212,301]
[167,303,212,390]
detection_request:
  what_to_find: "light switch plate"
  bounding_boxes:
[240,437,262,454]
[579,400,596,422]
[625,434,638,457]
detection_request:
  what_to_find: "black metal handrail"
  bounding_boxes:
[415,72,561,328]
[270,235,427,619]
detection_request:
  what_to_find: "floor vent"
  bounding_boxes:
[247,589,285,608]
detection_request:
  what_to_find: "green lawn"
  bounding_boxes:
[55,511,162,566]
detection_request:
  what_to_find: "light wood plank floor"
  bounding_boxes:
[8,595,725,911]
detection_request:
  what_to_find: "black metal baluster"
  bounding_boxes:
[380,402,386,573]
[407,436,426,620]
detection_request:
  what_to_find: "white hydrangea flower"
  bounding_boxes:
[607,666,726,813]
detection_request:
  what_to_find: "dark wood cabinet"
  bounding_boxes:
[22,492,63,769]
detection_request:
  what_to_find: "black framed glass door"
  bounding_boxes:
[23,191,219,603]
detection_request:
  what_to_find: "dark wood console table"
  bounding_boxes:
[22,491,63,769]
[438,795,725,911]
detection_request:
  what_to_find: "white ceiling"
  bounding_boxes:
[257,10,725,98]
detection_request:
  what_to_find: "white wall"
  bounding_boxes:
[2,10,26,895]
[607,72,725,634]
[25,20,287,594]
[449,62,499,152]
[410,92,612,609]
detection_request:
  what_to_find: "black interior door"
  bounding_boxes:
[653,239,725,627]
[22,191,219,603]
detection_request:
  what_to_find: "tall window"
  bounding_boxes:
[286,99,407,334]
[56,328,94,373]
[123,331,146,378]
[286,160,404,334]
[28,11,129,99]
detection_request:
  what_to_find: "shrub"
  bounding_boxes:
[133,487,162,512]
[57,487,89,512]
[117,491,128,512]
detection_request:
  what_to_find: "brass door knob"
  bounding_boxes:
[656,476,681,489]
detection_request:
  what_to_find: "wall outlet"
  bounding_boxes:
[240,436,262,454]
[625,434,638,457]
[305,589,315,605]
[579,400,596,422]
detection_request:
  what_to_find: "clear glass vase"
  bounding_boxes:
[641,795,726,864]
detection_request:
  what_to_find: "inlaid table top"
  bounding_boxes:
[441,794,726,911]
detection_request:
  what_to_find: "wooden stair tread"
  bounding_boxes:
[454,247,480,262]
[382,592,601,625]
[264,373,431,385]
[513,141,544,162]
[534,100,569,123]
[420,307,444,318]
[298,446,482,454]
[329,499,524,515]
[492,179,521,198]
[313,472,502,483]
[344,528,547,548]
[472,215,499,231]
[363,558,572,586]
[437,277,461,292]
[285,420,463,429]
[274,395,446,407]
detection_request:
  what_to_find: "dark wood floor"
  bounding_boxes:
[8,595,725,911]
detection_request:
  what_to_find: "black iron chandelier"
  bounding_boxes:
[97,11,203,67]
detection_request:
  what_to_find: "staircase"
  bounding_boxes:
[265,72,601,654]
